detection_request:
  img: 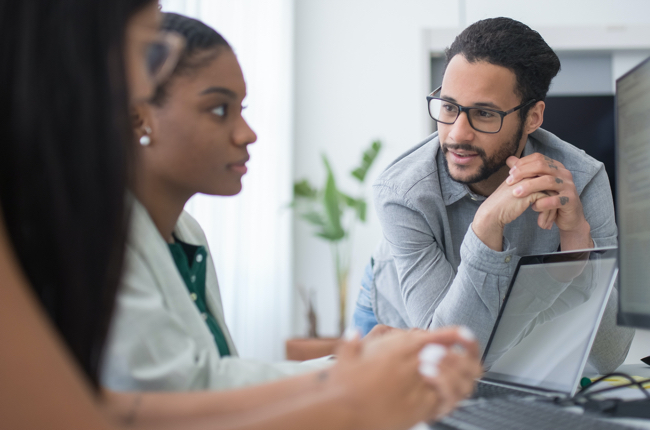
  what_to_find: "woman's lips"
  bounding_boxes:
[229,163,248,175]
[449,151,478,165]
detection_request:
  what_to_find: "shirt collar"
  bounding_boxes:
[437,134,534,206]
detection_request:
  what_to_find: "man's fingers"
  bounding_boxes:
[532,194,571,212]
[511,152,566,172]
[507,153,569,185]
[511,175,566,199]
[547,210,558,229]
[506,156,519,169]
[537,210,549,229]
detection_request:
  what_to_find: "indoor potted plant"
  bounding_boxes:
[286,140,382,360]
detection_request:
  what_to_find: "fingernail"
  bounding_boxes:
[458,326,475,342]
[419,362,440,378]
[343,327,360,341]
[509,165,517,174]
[513,186,523,196]
[419,343,447,365]
[506,175,514,185]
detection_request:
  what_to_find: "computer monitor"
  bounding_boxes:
[616,56,650,329]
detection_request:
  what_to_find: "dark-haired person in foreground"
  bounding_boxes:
[353,17,634,374]
[0,0,479,428]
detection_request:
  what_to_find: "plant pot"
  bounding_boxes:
[285,337,340,361]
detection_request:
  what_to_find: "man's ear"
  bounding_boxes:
[524,100,545,134]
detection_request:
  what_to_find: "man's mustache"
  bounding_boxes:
[442,143,487,158]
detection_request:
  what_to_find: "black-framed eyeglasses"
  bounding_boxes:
[426,86,536,134]
[145,31,185,85]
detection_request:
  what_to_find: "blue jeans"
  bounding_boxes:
[352,261,379,337]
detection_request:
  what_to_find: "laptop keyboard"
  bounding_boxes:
[431,397,636,430]
[473,381,541,399]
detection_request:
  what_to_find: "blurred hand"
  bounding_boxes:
[362,324,400,343]
[327,327,482,430]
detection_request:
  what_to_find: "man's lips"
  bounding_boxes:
[448,151,478,165]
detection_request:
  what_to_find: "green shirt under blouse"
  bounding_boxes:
[168,236,231,357]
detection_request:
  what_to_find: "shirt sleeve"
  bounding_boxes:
[581,165,617,248]
[373,183,518,352]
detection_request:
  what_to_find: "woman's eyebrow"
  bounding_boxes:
[200,86,237,97]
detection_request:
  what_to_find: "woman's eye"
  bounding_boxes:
[212,105,227,117]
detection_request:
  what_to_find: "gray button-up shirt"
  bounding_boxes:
[371,128,633,373]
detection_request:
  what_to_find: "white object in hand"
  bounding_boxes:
[343,327,360,341]
[419,343,447,364]
[419,362,440,378]
[458,326,475,342]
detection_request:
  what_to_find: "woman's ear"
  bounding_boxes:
[131,106,144,131]
[524,100,545,134]
[131,102,154,146]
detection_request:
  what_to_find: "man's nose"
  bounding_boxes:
[447,111,475,143]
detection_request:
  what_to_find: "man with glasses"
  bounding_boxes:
[353,17,633,373]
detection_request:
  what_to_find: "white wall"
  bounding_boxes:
[293,0,459,337]
[292,0,650,369]
[161,0,296,361]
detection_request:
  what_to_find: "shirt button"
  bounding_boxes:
[191,275,196,283]
[190,293,197,301]
[196,254,204,263]
[201,312,208,320]
[504,255,512,263]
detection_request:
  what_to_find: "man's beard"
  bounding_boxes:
[442,121,525,185]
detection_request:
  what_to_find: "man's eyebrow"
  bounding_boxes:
[472,101,501,109]
[440,94,501,110]
[200,86,237,97]
[441,94,458,103]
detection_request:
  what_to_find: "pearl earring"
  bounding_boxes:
[139,126,152,146]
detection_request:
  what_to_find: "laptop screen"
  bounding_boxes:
[482,248,617,395]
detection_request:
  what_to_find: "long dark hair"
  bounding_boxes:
[0,0,154,387]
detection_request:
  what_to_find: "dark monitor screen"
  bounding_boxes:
[616,56,650,329]
[543,96,616,208]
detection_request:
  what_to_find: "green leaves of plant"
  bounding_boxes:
[351,140,382,183]
[319,155,345,241]
[292,139,382,243]
[294,179,318,199]
[300,211,326,227]
[339,192,367,222]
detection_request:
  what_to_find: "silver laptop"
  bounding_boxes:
[477,247,618,399]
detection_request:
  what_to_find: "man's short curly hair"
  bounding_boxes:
[444,17,560,119]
